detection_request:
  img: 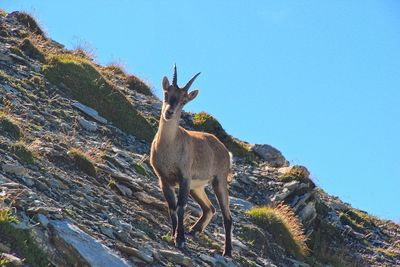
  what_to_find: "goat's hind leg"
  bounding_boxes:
[189,187,216,236]
[212,177,233,257]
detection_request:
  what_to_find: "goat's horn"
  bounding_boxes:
[183,72,201,91]
[172,64,178,87]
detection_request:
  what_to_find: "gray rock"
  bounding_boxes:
[199,253,216,265]
[2,84,18,94]
[2,164,27,176]
[116,244,153,264]
[251,144,288,167]
[298,201,317,225]
[72,102,107,124]
[49,220,130,267]
[158,249,194,266]
[37,213,49,227]
[78,117,98,131]
[229,196,254,211]
[213,254,236,267]
[100,225,116,239]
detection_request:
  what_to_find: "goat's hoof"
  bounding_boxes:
[175,240,185,249]
[222,250,232,257]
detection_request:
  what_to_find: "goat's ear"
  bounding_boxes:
[186,90,199,103]
[162,76,170,91]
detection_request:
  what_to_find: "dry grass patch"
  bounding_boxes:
[246,203,308,259]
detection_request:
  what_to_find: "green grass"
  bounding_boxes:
[161,232,173,243]
[0,208,19,224]
[0,113,22,140]
[42,54,154,142]
[0,256,11,266]
[0,222,50,267]
[11,141,35,164]
[0,195,49,267]
[192,112,255,160]
[279,165,313,184]
[68,148,97,177]
[125,75,153,96]
[133,162,147,176]
[246,204,308,259]
[19,38,45,62]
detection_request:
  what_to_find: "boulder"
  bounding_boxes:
[49,220,130,267]
[251,144,288,167]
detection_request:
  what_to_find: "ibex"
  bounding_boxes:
[150,65,233,256]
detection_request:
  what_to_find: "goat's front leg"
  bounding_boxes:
[175,178,190,248]
[161,184,177,238]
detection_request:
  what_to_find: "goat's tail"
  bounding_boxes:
[227,152,234,183]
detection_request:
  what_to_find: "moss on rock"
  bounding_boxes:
[42,54,154,142]
[11,141,35,164]
[0,113,21,140]
[68,148,97,177]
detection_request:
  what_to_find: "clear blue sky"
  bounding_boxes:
[3,1,399,221]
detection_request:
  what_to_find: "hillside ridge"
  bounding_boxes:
[0,10,399,267]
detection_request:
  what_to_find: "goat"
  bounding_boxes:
[150,65,233,256]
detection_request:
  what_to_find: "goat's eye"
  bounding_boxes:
[164,92,168,99]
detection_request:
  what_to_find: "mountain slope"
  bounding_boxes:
[0,10,399,267]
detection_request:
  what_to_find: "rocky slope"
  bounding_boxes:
[0,10,399,267]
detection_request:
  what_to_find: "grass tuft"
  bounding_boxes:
[68,148,97,177]
[125,75,153,96]
[246,203,308,259]
[11,141,35,164]
[11,12,45,36]
[42,54,154,142]
[103,64,127,76]
[19,38,45,62]
[0,256,11,266]
[0,113,22,140]
[192,112,254,160]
